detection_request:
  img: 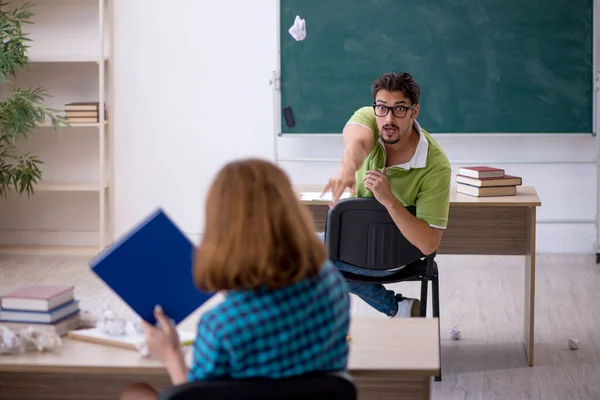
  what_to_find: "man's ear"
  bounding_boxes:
[411,104,420,120]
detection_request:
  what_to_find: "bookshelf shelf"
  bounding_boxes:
[29,56,109,64]
[38,121,109,128]
[36,182,109,192]
[0,0,112,255]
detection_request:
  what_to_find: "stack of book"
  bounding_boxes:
[0,285,81,336]
[456,166,522,197]
[64,102,106,124]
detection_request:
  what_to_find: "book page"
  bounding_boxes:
[300,191,350,201]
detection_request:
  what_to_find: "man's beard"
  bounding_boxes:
[380,123,408,145]
[381,135,400,145]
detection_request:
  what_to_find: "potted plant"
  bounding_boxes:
[0,1,66,197]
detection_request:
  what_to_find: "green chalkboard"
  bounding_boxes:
[279,0,594,134]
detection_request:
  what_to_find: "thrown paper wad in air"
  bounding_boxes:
[289,15,306,41]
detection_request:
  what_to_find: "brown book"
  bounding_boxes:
[67,117,106,123]
[65,108,107,123]
[458,166,505,179]
[456,174,522,187]
[457,183,516,197]
[64,102,100,111]
[65,111,99,118]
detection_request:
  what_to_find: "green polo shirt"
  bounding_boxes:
[346,106,451,229]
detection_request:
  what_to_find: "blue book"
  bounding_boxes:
[90,208,213,326]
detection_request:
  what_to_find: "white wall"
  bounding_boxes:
[111,0,277,242]
[111,0,598,253]
[0,0,597,254]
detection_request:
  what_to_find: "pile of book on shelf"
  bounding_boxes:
[0,284,81,336]
[456,166,522,197]
[64,101,107,124]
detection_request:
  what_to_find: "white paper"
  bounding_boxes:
[300,191,350,201]
[288,15,306,41]
[70,327,196,357]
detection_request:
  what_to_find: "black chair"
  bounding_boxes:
[157,372,356,400]
[325,197,441,380]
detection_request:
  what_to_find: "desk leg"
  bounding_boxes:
[524,206,536,366]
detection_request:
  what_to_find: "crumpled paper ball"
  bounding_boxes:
[568,338,580,350]
[0,325,61,355]
[18,326,62,352]
[449,326,461,340]
[94,307,151,356]
[97,307,128,336]
[0,326,21,355]
[288,15,306,41]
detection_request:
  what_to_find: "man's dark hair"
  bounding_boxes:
[371,72,420,105]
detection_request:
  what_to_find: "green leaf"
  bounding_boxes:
[0,1,33,81]
[0,2,65,198]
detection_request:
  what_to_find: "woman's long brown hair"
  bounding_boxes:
[193,158,326,292]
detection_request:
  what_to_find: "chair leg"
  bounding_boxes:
[432,272,442,382]
[419,279,428,317]
[432,273,440,319]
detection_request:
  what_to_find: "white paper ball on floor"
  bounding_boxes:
[568,338,580,350]
[449,326,461,340]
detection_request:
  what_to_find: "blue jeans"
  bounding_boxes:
[317,232,398,316]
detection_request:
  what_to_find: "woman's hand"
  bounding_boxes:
[141,305,189,385]
[141,305,181,362]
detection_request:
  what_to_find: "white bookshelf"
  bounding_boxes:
[0,0,112,256]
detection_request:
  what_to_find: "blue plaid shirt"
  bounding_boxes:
[187,260,350,381]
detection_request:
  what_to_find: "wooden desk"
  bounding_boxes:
[298,185,542,367]
[348,318,440,400]
[0,318,439,400]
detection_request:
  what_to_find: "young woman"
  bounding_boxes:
[121,158,351,399]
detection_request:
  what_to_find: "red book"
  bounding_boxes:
[458,166,505,179]
[456,174,522,187]
[0,285,74,311]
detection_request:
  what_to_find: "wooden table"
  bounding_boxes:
[0,318,439,400]
[0,338,169,400]
[298,184,542,367]
[348,318,440,399]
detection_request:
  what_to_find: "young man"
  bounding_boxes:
[322,72,451,318]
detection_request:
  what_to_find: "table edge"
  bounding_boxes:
[0,365,167,374]
[296,184,541,207]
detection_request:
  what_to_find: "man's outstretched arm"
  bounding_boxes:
[323,122,374,206]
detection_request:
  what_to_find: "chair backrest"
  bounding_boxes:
[325,197,426,270]
[157,372,356,400]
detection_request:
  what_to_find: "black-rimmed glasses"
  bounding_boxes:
[372,103,416,118]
